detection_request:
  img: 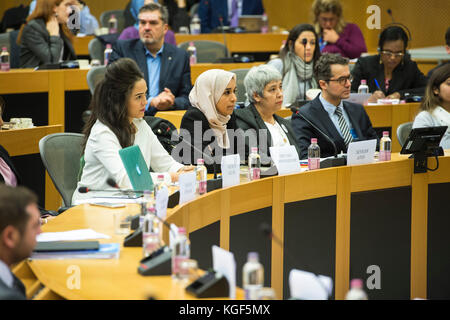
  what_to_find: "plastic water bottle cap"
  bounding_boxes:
[350,279,363,289]
[189,41,195,46]
[110,14,115,19]
[361,79,367,85]
[157,174,164,180]
[106,44,112,49]
[2,47,6,51]
[311,138,318,144]
[382,131,389,136]
[197,158,204,165]
[247,252,259,262]
[251,147,258,153]
[178,227,186,234]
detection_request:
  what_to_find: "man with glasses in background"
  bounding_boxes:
[291,53,378,159]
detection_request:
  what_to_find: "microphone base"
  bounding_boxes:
[123,228,143,247]
[138,246,172,276]
[320,156,347,168]
[185,270,230,298]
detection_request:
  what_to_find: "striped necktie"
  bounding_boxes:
[335,106,353,147]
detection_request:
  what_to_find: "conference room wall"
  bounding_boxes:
[2,0,449,53]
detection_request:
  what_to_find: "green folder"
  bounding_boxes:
[118,145,154,192]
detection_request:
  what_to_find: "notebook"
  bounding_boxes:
[118,145,153,192]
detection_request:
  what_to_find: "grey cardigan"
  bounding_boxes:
[19,18,76,68]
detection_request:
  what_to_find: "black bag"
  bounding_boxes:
[144,116,178,154]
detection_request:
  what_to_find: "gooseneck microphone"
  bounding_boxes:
[301,38,308,101]
[218,15,230,58]
[78,179,145,195]
[387,8,395,23]
[260,223,331,299]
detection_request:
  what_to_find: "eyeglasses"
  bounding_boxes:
[380,50,404,58]
[327,75,353,86]
[318,16,337,24]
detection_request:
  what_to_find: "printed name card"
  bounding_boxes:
[269,145,301,175]
[178,171,196,205]
[346,139,377,166]
[221,154,240,188]
[155,184,169,219]
[212,245,236,299]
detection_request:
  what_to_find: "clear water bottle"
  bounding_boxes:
[248,147,261,181]
[196,158,207,195]
[190,14,201,35]
[0,47,10,72]
[104,43,113,66]
[142,206,161,258]
[243,252,264,300]
[261,13,269,33]
[108,14,118,34]
[171,227,190,279]
[345,279,368,300]
[153,174,166,198]
[308,138,320,170]
[358,79,369,94]
[140,189,153,228]
[379,131,391,161]
[187,42,197,66]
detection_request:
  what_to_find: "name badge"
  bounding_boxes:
[178,171,196,205]
[221,154,240,188]
[269,145,301,175]
[347,139,377,166]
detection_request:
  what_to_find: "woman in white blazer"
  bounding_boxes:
[72,58,192,203]
[413,64,450,150]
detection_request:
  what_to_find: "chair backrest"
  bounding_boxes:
[230,68,250,103]
[396,121,413,147]
[0,33,10,52]
[88,37,105,64]
[178,40,229,63]
[100,10,125,33]
[189,3,200,17]
[39,133,84,207]
[86,65,107,94]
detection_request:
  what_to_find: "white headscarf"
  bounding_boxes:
[189,69,236,149]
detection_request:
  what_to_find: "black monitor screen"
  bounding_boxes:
[400,126,447,155]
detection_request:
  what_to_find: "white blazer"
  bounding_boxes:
[72,118,183,203]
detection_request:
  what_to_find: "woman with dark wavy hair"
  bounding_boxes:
[73,58,191,202]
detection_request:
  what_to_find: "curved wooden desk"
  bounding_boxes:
[18,153,450,300]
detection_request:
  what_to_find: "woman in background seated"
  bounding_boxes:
[351,26,427,103]
[179,69,238,173]
[73,58,192,203]
[235,65,300,164]
[18,0,77,68]
[119,0,176,44]
[311,0,366,59]
[413,64,450,149]
[268,23,321,107]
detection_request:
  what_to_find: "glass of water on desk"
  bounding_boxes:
[114,211,131,235]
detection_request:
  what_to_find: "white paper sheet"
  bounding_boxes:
[37,229,111,242]
[221,154,240,188]
[269,145,301,175]
[289,269,333,300]
[178,171,196,205]
[212,245,236,299]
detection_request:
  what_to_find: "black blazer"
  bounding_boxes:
[19,18,76,68]
[234,103,300,165]
[110,40,192,115]
[0,145,21,184]
[351,54,427,98]
[291,95,379,159]
[178,108,238,174]
[0,274,26,300]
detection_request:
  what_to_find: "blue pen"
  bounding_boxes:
[374,79,382,91]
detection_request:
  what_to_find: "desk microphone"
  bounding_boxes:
[301,38,307,101]
[260,222,331,299]
[218,15,230,58]
[387,9,395,23]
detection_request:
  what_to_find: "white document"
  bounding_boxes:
[347,139,377,166]
[37,229,110,242]
[178,171,196,205]
[289,269,333,300]
[169,223,179,247]
[221,154,240,188]
[269,145,301,175]
[344,93,371,105]
[155,185,169,219]
[212,245,236,299]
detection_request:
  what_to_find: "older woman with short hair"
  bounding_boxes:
[235,64,300,164]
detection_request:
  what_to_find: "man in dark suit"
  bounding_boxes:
[198,0,264,33]
[0,185,42,300]
[110,2,192,116]
[292,53,378,159]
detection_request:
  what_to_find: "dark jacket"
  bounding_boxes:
[0,145,21,184]
[178,108,238,174]
[0,274,26,300]
[110,39,192,116]
[291,95,379,159]
[19,18,76,68]
[235,103,300,165]
[351,54,427,98]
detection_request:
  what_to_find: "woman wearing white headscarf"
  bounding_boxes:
[179,69,238,173]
